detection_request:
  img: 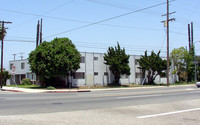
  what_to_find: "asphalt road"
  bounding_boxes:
[0,85,200,125]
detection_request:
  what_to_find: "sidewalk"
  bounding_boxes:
[1,84,195,93]
[1,86,91,93]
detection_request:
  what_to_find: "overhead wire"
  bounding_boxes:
[44,1,173,39]
[0,8,164,32]
[2,0,190,54]
[4,39,35,42]
[5,0,75,30]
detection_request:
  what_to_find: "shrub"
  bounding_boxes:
[21,78,31,85]
[46,86,55,90]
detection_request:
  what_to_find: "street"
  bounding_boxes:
[0,85,200,125]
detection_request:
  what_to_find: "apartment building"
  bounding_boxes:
[8,52,175,87]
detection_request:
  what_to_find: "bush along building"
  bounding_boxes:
[8,52,176,87]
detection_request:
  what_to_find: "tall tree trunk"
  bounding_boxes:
[147,70,151,84]
[66,73,71,88]
[114,73,120,85]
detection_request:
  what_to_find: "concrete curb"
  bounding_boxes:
[1,84,195,93]
[44,90,91,93]
[1,89,23,92]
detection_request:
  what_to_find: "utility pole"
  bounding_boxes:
[0,21,12,89]
[188,22,194,51]
[19,52,25,60]
[188,24,191,51]
[36,20,40,48]
[12,54,17,61]
[161,0,175,86]
[191,22,194,46]
[40,18,43,44]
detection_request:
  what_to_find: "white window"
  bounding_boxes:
[10,64,13,70]
[80,56,85,63]
[104,72,108,76]
[73,72,85,79]
[21,63,25,69]
[136,73,142,78]
[94,57,98,60]
[94,72,98,76]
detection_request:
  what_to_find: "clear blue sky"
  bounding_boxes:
[1,0,200,69]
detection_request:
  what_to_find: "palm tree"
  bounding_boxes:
[0,26,6,40]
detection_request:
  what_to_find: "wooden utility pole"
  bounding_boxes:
[19,52,25,60]
[36,20,40,48]
[12,54,17,61]
[161,0,175,86]
[188,24,191,51]
[40,18,43,44]
[0,21,12,89]
[166,0,170,86]
[191,22,194,46]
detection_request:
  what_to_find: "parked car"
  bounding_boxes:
[196,82,200,88]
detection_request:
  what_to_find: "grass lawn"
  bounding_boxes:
[5,84,45,89]
[5,82,195,90]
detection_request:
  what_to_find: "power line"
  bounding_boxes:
[86,0,134,10]
[76,45,167,53]
[44,1,171,39]
[0,8,89,23]
[4,39,167,51]
[5,0,75,30]
[0,8,165,31]
[4,39,35,42]
[6,35,34,40]
[87,0,176,20]
[74,42,167,49]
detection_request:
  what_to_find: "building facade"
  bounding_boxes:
[8,52,175,87]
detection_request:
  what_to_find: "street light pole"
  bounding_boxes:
[194,51,197,83]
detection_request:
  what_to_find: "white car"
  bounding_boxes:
[196,82,200,88]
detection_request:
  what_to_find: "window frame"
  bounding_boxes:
[80,56,85,63]
[73,72,85,79]
[94,57,98,60]
[10,63,13,70]
[21,62,25,69]
[94,72,98,76]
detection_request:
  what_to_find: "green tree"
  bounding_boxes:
[28,38,81,87]
[170,47,194,82]
[0,69,11,86]
[138,51,167,85]
[187,46,195,82]
[170,47,187,82]
[104,42,130,85]
[0,25,7,40]
[195,55,200,81]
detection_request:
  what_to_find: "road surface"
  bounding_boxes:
[0,85,200,125]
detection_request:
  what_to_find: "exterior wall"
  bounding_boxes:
[134,55,142,84]
[85,53,94,86]
[73,53,87,87]
[8,52,175,86]
[9,59,27,75]
[9,59,36,85]
[93,53,109,86]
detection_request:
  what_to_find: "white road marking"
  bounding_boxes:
[137,108,200,119]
